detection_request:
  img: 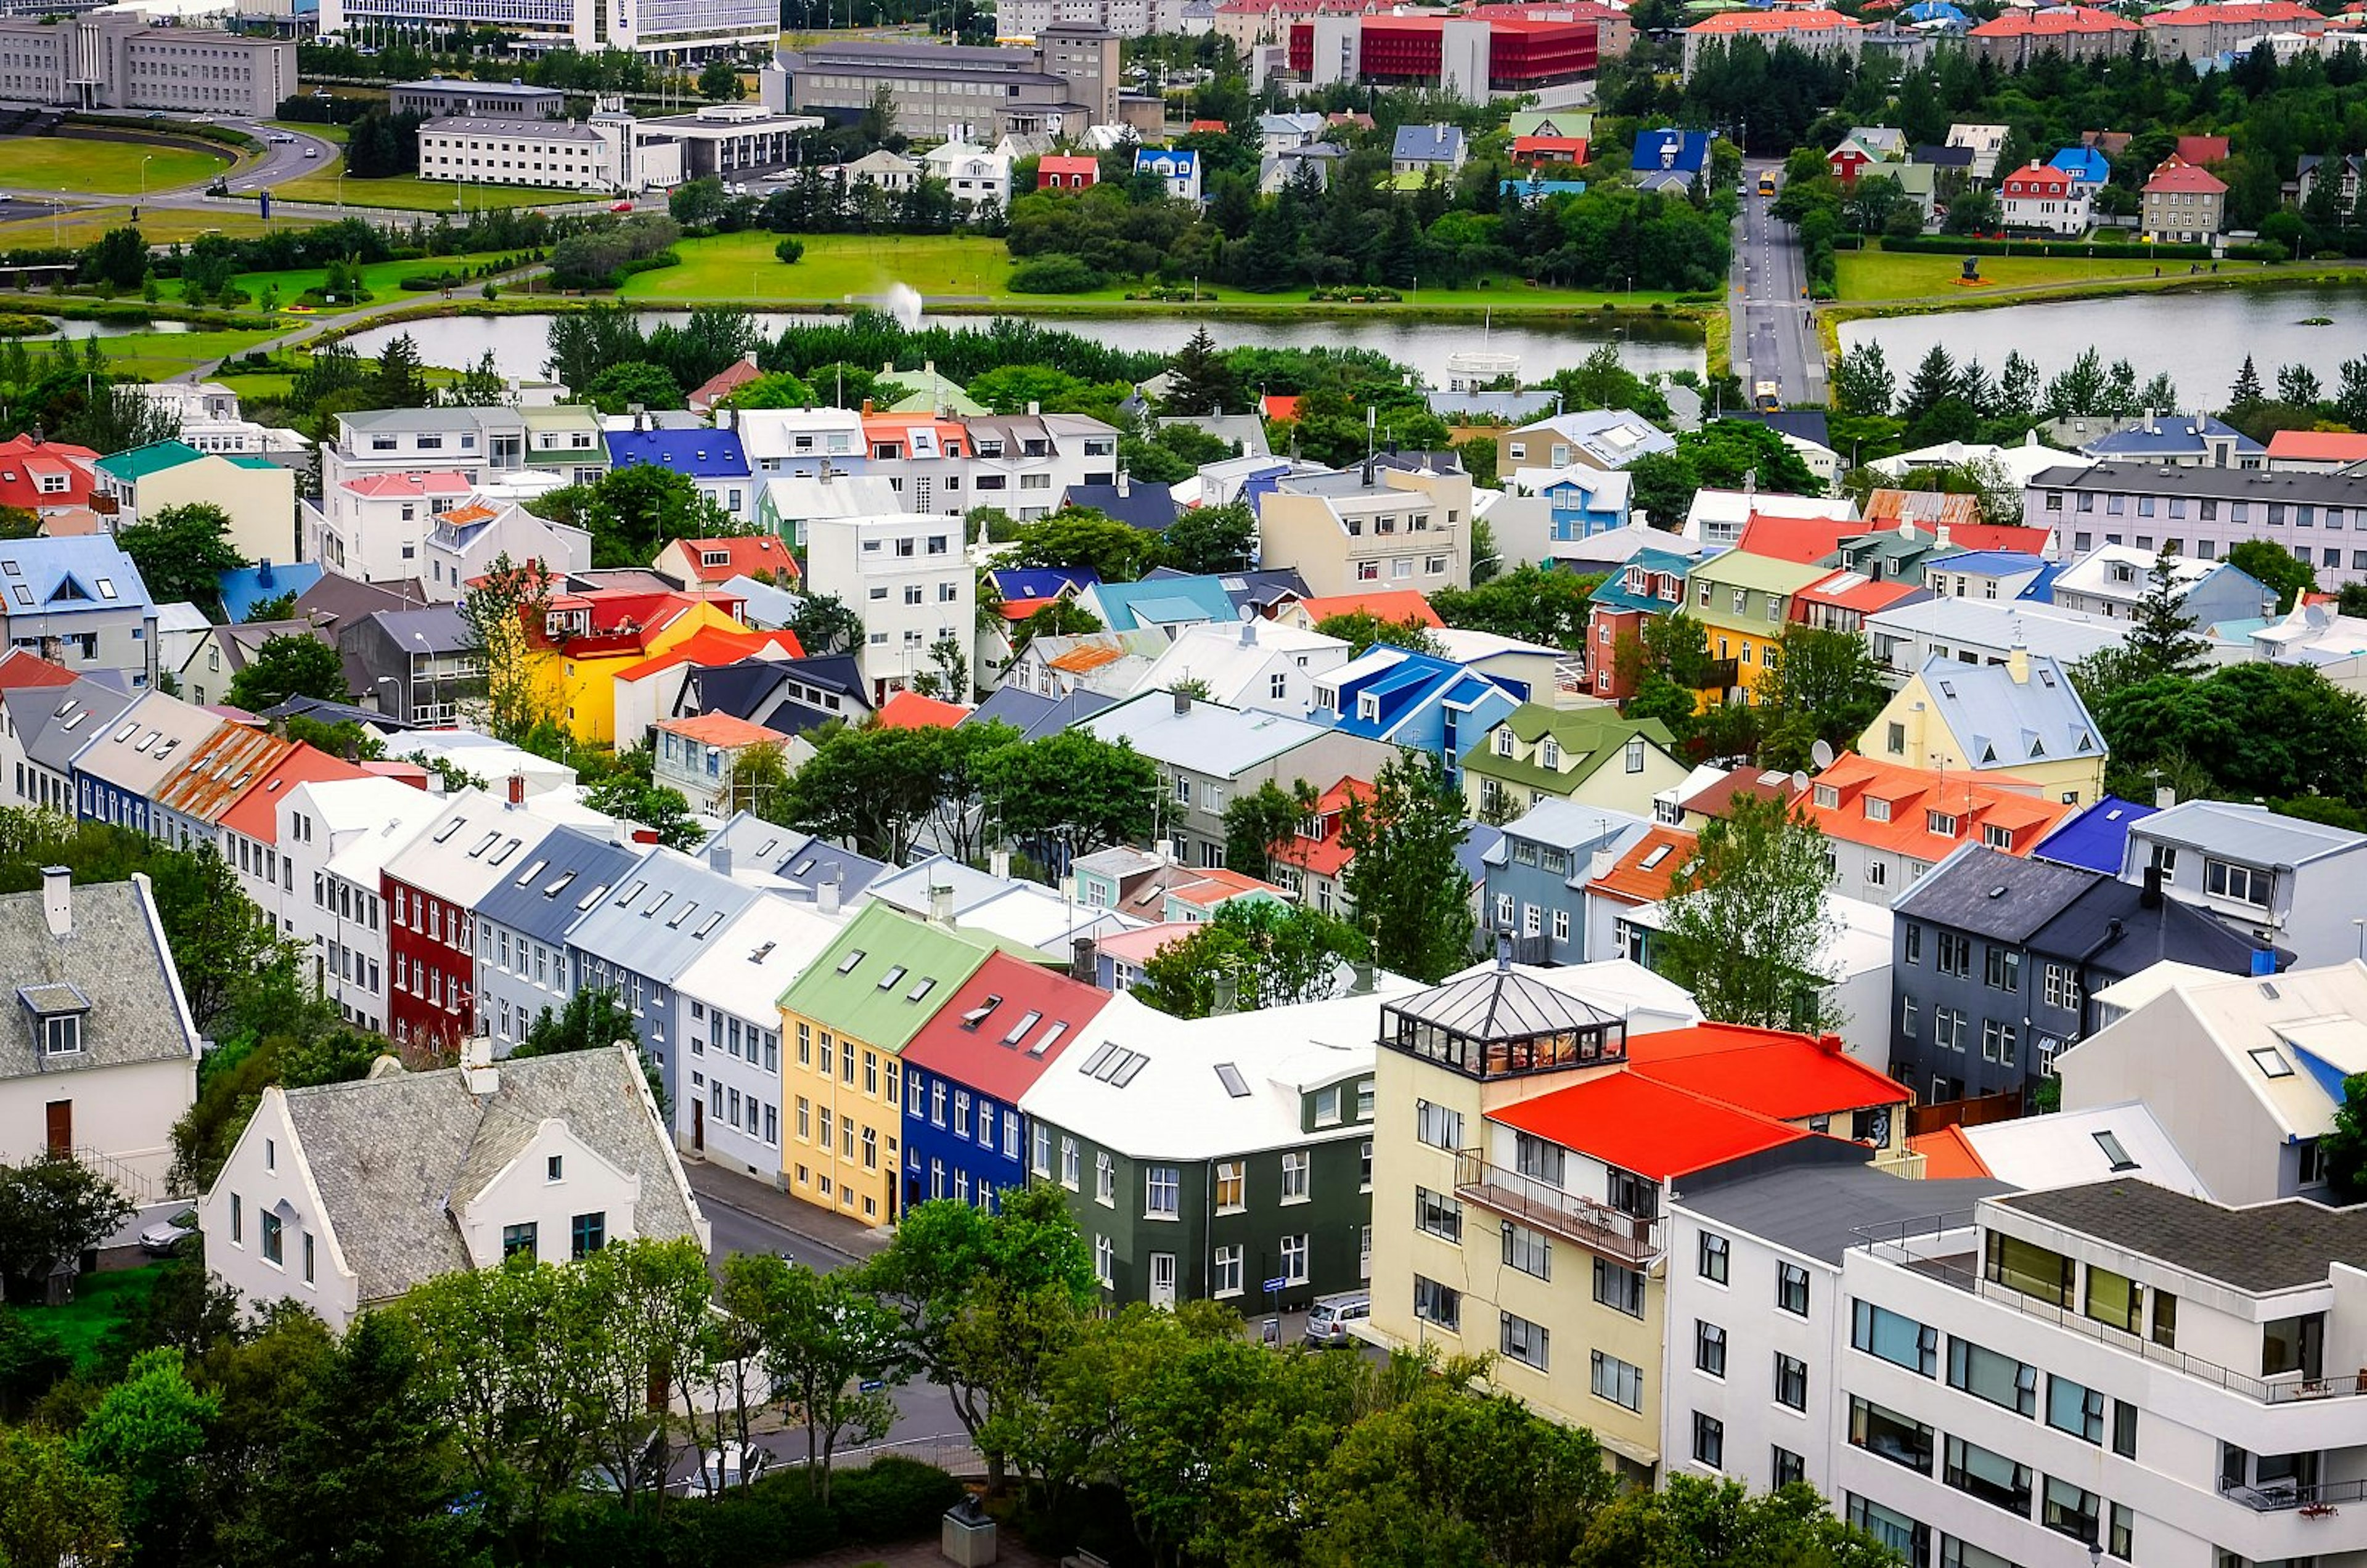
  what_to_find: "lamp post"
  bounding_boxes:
[139,154,153,203]
[375,673,404,723]
[412,632,436,724]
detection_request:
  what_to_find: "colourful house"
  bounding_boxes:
[1683,548,1832,702]
[533,586,754,745]
[1460,703,1688,821]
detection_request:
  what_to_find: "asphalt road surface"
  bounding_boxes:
[218,118,344,194]
[1734,160,1825,409]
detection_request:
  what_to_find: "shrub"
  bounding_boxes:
[830,1458,965,1541]
[1006,254,1106,293]
[774,237,805,264]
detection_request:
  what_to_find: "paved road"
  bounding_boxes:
[1733,158,1825,409]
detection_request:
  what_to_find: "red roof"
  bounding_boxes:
[2267,430,2367,463]
[875,690,971,730]
[2144,157,2227,195]
[1587,825,1696,902]
[899,951,1111,1103]
[1794,570,1930,617]
[658,711,786,748]
[1627,1023,1910,1121]
[1188,118,1228,133]
[0,648,76,689]
[687,358,764,412]
[1272,776,1372,881]
[1686,7,1859,31]
[341,470,473,499]
[1736,510,2046,563]
[661,535,800,586]
[1288,588,1444,628]
[1262,394,1302,423]
[1796,751,2073,858]
[1911,1124,1993,1180]
[0,435,99,511]
[1969,5,2136,35]
[2173,134,2231,165]
[998,595,1058,622]
[1490,1073,1813,1181]
[534,589,740,657]
[2001,162,2074,197]
[2149,2,2318,24]
[612,624,804,684]
[1513,135,1590,162]
[218,742,372,843]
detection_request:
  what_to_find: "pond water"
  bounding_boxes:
[342,308,1708,387]
[18,317,195,340]
[1836,282,2367,404]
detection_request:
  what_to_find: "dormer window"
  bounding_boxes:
[18,982,88,1056]
[700,550,730,568]
[1864,797,1892,823]
[1495,729,1515,757]
[1540,738,1561,769]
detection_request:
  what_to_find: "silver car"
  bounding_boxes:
[1304,1292,1370,1348]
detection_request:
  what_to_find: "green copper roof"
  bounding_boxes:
[93,440,205,481]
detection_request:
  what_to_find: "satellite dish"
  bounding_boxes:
[1789,770,1810,796]
[1239,603,1256,623]
[1811,738,1836,770]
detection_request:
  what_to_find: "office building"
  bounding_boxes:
[0,14,293,114]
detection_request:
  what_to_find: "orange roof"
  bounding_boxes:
[1588,825,1696,902]
[875,690,971,730]
[0,648,76,689]
[1188,118,1228,132]
[2267,430,2367,463]
[613,625,804,684]
[1794,751,2074,859]
[1794,570,1929,616]
[658,711,787,748]
[154,725,293,825]
[1686,7,1859,31]
[1049,643,1127,674]
[1627,1023,1911,1121]
[1290,588,1445,628]
[998,595,1058,622]
[1911,1124,1993,1180]
[1262,394,1301,422]
[1737,508,2046,564]
[1970,4,2135,34]
[666,535,800,585]
[860,414,967,452]
[1166,865,1289,907]
[441,501,499,526]
[2149,1,2316,22]
[218,741,373,843]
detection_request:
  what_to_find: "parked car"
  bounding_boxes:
[1304,1292,1370,1348]
[139,1209,197,1255]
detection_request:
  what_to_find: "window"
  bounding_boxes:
[1982,1019,2018,1067]
[2043,962,2082,1011]
[1936,931,1970,977]
[1985,1231,2074,1305]
[1948,1338,2038,1416]
[1415,1185,1463,1243]
[1592,1257,1645,1315]
[262,1211,284,1266]
[1412,1273,1461,1329]
[1691,1411,1725,1469]
[1216,1159,1245,1211]
[2207,857,2268,905]
[1945,1435,2034,1517]
[1032,1125,1050,1177]
[1849,1396,1934,1473]
[1094,1235,1113,1287]
[1846,1496,1926,1562]
[2040,1477,2100,1545]
[2085,1264,2145,1333]
[1984,946,2021,992]
[1281,1233,1309,1284]
[1212,1244,1242,1296]
[1095,1153,1114,1205]
[1773,1447,1805,1489]
[1280,1149,1310,1201]
[40,1013,80,1056]
[502,1222,538,1258]
[1854,1301,1938,1375]
[1695,1320,1728,1377]
[1590,1350,1643,1411]
[1061,1137,1079,1188]
[1500,1310,1550,1370]
[1698,1232,1730,1283]
[570,1211,607,1258]
[1775,1262,1809,1315]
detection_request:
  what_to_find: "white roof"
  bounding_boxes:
[153,600,212,636]
[379,788,573,905]
[1682,488,1854,539]
[2088,960,2234,1016]
[75,691,226,794]
[1428,626,1560,663]
[1441,954,1703,1035]
[1865,595,2130,661]
[1019,986,1417,1161]
[390,730,578,794]
[316,777,454,886]
[1871,434,2092,489]
[1512,464,1634,510]
[1624,889,1891,980]
[672,893,847,1024]
[2051,544,2217,602]
[1136,619,1346,707]
[1960,1101,2210,1198]
[2249,602,2367,663]
[760,472,906,520]
[731,407,867,464]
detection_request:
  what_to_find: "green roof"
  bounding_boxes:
[775,900,1000,1055]
[1465,703,1679,794]
[225,455,282,471]
[93,439,205,482]
[1688,551,1831,594]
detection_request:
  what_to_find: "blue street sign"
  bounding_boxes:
[857,1379,883,1392]
[1262,1276,1288,1294]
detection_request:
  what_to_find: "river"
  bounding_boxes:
[1836,282,2367,404]
[340,309,1707,387]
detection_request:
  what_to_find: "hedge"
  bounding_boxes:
[542,1456,967,1568]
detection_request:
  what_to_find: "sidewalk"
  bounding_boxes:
[686,1159,893,1263]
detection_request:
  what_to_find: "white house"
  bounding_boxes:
[1133,145,1203,202]
[0,870,200,1201]
[264,777,448,1037]
[1996,161,2091,235]
[420,499,594,602]
[922,141,1013,211]
[1134,617,1351,711]
[313,470,478,586]
[198,1043,709,1331]
[803,513,976,704]
[671,893,846,1170]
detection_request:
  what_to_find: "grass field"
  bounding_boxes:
[268,120,352,144]
[1837,247,2178,301]
[619,229,1696,309]
[0,205,300,248]
[259,163,584,212]
[0,136,231,195]
[20,1265,161,1374]
[180,250,521,309]
[91,327,285,378]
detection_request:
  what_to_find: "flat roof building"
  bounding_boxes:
[767,27,1117,142]
[0,13,293,115]
[389,76,565,118]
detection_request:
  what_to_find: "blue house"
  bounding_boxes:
[1632,128,1712,177]
[605,428,756,523]
[1086,573,1239,637]
[2048,145,2112,194]
[1541,468,1633,540]
[984,565,1102,603]
[1919,549,2056,602]
[900,950,1112,1214]
[1135,147,1202,202]
[1313,643,1522,781]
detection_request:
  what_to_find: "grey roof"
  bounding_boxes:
[1682,1165,2012,1265]
[1138,564,1310,615]
[1392,122,1465,162]
[340,407,495,434]
[1386,961,1621,1040]
[0,876,195,1082]
[564,846,767,984]
[279,1045,700,1307]
[2027,875,2279,979]
[391,76,562,98]
[1916,653,2102,772]
[368,605,473,655]
[13,677,134,772]
[2034,461,2367,507]
[2127,799,2365,868]
[1498,801,1653,862]
[1155,413,1271,460]
[474,825,646,947]
[1076,690,1335,775]
[291,571,431,631]
[1891,844,2100,942]
[700,812,890,903]
[1994,1178,2367,1294]
[963,683,1116,741]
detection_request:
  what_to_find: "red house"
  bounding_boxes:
[1037,154,1100,191]
[1512,134,1590,166]
[380,788,565,1052]
[0,433,100,514]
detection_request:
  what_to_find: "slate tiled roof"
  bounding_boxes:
[0,876,197,1082]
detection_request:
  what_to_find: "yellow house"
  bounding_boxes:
[94,440,298,564]
[533,587,753,746]
[1460,703,1690,822]
[1861,647,2108,807]
[1682,550,1831,704]
[774,901,1002,1226]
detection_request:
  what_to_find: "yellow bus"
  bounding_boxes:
[1757,171,1778,198]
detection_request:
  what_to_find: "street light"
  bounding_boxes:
[375,674,405,722]
[139,153,153,202]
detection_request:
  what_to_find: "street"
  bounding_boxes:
[1733,158,1826,409]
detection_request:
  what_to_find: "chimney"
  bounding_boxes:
[929,883,955,927]
[1238,616,1256,647]
[41,865,70,937]
[2005,646,2030,684]
[1173,688,1192,715]
[709,842,733,877]
[1816,1032,1846,1057]
[1935,523,1951,548]
[1588,846,1618,881]
[2141,864,2163,909]
[1116,470,1130,498]
[862,398,876,417]
[1212,971,1238,1015]
[818,876,841,916]
[2143,407,2157,435]
[989,846,1012,880]
[1070,935,1096,983]
[507,771,526,807]
[1351,953,1375,994]
[461,1037,499,1095]
[715,406,734,431]
[1026,399,1040,417]
[2155,783,2177,809]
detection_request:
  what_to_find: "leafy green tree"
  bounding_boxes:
[1159,499,1258,574]
[571,1238,719,1511]
[788,589,864,656]
[1313,611,1442,658]
[721,1254,902,1502]
[909,633,972,701]
[2127,545,2210,680]
[224,632,345,713]
[1008,597,1102,656]
[1760,626,1889,769]
[1572,1475,1902,1567]
[76,1346,219,1561]
[1164,325,1238,414]
[2321,1072,2367,1203]
[697,57,744,100]
[783,722,962,864]
[117,502,246,618]
[516,987,639,1059]
[975,729,1159,857]
[1221,777,1316,883]
[1340,750,1475,983]
[270,1312,466,1568]
[2228,537,2318,613]
[720,370,819,409]
[583,359,687,415]
[1429,565,1603,648]
[1654,795,1839,1032]
[668,175,730,231]
[1136,898,1367,1016]
[0,1425,125,1568]
[1007,507,1167,582]
[2091,661,2367,804]
[535,463,730,567]
[0,1154,135,1301]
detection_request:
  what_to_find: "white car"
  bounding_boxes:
[268,132,296,144]
[304,147,319,159]
[693,1442,769,1492]
[139,1209,197,1255]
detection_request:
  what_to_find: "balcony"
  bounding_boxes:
[2219,1476,2367,1513]
[1454,1151,1662,1265]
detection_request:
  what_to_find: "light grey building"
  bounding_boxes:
[388,76,565,119]
[0,537,160,692]
[0,14,293,114]
[2116,799,2367,969]
[471,825,645,1056]
[2025,460,2367,587]
[1,676,132,815]
[769,28,1118,142]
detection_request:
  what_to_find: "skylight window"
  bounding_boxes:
[1079,1041,1116,1074]
[667,901,698,928]
[542,870,576,898]
[906,978,936,1003]
[1004,1009,1044,1045]
[756,837,780,858]
[515,859,549,886]
[1215,1063,1251,1098]
[433,817,465,843]
[2249,1047,2294,1079]
[877,965,909,990]
[470,831,501,858]
[1029,1022,1066,1057]
[618,880,648,905]
[488,838,521,866]
[579,883,610,910]
[791,855,818,875]
[836,949,865,974]
[113,720,137,741]
[695,912,724,937]
[1639,844,1673,872]
[751,941,777,962]
[962,996,1004,1029]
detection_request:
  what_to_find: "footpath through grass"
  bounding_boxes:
[0,135,230,195]
[1836,245,2185,301]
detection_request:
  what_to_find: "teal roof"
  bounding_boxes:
[225,455,282,471]
[93,439,205,482]
[1095,574,1236,633]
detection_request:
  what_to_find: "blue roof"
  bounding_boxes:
[1500,178,1588,198]
[1631,128,1711,174]
[2033,794,2161,875]
[1063,481,1179,532]
[1094,573,1236,633]
[1331,647,1506,741]
[217,560,324,621]
[1900,1,1966,20]
[2085,415,2264,460]
[605,428,752,480]
[986,566,1101,602]
[1135,147,1199,176]
[1931,549,2046,578]
[2048,147,2111,183]
[0,535,152,613]
[1393,123,1466,163]
[963,684,1116,741]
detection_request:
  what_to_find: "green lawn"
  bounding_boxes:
[92,327,285,380]
[0,205,304,248]
[19,1265,163,1374]
[1836,246,2178,301]
[258,162,585,212]
[186,250,522,309]
[0,135,231,195]
[268,120,352,144]
[621,229,1693,309]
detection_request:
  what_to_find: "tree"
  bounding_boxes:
[720,370,819,410]
[976,729,1160,857]
[0,1425,125,1568]
[697,56,745,100]
[1135,897,1367,1017]
[0,1153,136,1301]
[1340,750,1475,983]
[516,986,639,1059]
[1164,325,1237,414]
[669,176,730,231]
[1221,777,1316,882]
[571,1238,718,1511]
[2126,545,2209,680]
[2321,1072,2367,1204]
[909,632,972,701]
[1159,499,1258,574]
[536,462,730,568]
[224,632,345,712]
[76,1346,219,1561]
[269,1311,465,1568]
[2229,353,2265,409]
[2335,355,2367,430]
[2091,661,2367,805]
[1573,1476,1902,1567]
[457,552,554,740]
[370,333,431,408]
[722,1254,902,1502]
[2228,537,2319,613]
[1831,341,1893,417]
[1654,795,1839,1033]
[762,590,857,660]
[1313,611,1442,658]
[784,722,962,864]
[116,502,246,618]
[1898,344,1960,427]
[1429,565,1603,648]
[583,359,686,415]
[2276,363,2323,409]
[1006,507,1167,582]
[1760,626,1889,768]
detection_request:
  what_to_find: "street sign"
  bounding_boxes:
[857,1379,883,1392]
[1262,1276,1287,1294]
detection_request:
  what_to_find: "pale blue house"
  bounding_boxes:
[1311,643,1522,784]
